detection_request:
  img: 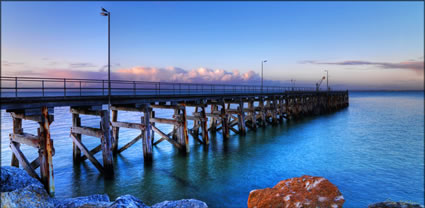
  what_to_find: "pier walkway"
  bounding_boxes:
[1,76,349,195]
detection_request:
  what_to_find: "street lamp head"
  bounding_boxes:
[100,12,109,16]
[264,60,267,63]
[101,8,108,12]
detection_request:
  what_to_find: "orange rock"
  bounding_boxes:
[247,175,344,208]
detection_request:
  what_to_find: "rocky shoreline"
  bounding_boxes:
[1,166,424,208]
[1,166,207,208]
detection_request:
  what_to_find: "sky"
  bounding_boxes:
[1,1,424,90]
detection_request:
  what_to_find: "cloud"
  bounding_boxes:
[115,66,261,83]
[69,62,97,68]
[301,59,424,74]
[1,60,25,67]
[7,66,268,85]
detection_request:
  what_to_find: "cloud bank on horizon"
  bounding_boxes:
[2,57,423,90]
[301,59,424,74]
[4,65,284,85]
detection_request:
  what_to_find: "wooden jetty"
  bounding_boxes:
[0,76,349,195]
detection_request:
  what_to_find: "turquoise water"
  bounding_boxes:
[1,91,424,207]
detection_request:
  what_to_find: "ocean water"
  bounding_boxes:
[1,91,423,207]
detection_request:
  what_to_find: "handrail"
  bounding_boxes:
[0,76,328,98]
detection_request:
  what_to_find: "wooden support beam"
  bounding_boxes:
[153,137,165,145]
[71,133,104,174]
[199,106,209,144]
[150,117,179,125]
[272,97,278,125]
[142,106,153,161]
[30,157,40,170]
[39,106,55,196]
[248,100,257,130]
[70,108,101,116]
[221,103,230,139]
[209,104,218,133]
[110,105,146,112]
[111,121,146,130]
[9,133,40,148]
[11,117,22,167]
[230,126,239,134]
[100,110,114,176]
[10,112,54,124]
[205,113,221,118]
[226,109,240,114]
[71,126,103,138]
[151,111,155,145]
[150,104,182,110]
[118,134,143,153]
[152,125,182,150]
[176,105,189,153]
[10,141,40,180]
[111,110,119,154]
[72,114,81,162]
[186,116,202,121]
[81,145,102,161]
[237,102,246,135]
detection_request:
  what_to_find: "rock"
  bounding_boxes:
[247,175,344,208]
[1,184,55,208]
[151,199,208,208]
[369,201,424,208]
[1,166,55,208]
[108,194,149,208]
[55,194,111,208]
[1,166,43,192]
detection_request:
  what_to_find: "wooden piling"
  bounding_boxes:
[72,113,81,162]
[221,102,230,139]
[100,110,114,176]
[39,106,55,196]
[237,101,246,135]
[271,96,278,125]
[111,110,119,154]
[11,117,22,167]
[199,106,209,144]
[248,99,257,130]
[210,104,217,132]
[142,106,153,161]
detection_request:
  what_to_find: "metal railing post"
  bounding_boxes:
[15,77,18,97]
[64,78,66,96]
[102,80,105,96]
[133,81,136,96]
[80,81,82,96]
[42,80,45,97]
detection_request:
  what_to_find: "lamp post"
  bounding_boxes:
[100,8,111,111]
[261,60,267,93]
[325,70,329,91]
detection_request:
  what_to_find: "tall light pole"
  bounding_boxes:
[325,70,329,91]
[261,60,267,93]
[101,8,111,111]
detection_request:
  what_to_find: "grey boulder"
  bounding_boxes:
[151,199,208,208]
[1,184,55,208]
[55,194,111,208]
[108,194,149,208]
[1,166,55,208]
[1,166,43,192]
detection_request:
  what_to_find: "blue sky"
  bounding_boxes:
[1,1,424,90]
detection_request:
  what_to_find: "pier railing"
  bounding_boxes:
[0,76,316,98]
